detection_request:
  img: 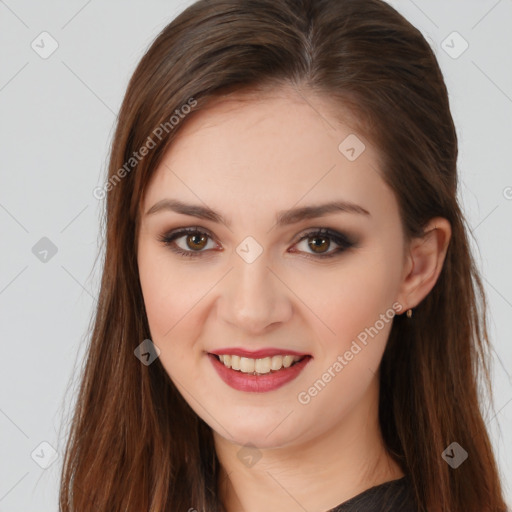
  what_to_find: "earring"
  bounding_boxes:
[406,308,413,318]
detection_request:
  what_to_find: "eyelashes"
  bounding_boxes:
[157,226,357,260]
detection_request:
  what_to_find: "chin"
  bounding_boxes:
[212,415,301,450]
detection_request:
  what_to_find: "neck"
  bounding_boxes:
[214,379,404,512]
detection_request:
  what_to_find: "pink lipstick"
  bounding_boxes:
[210,347,308,358]
[207,351,312,393]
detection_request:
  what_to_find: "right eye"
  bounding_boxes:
[158,227,219,258]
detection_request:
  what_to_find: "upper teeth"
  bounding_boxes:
[218,354,303,374]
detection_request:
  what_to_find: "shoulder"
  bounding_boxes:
[328,477,417,512]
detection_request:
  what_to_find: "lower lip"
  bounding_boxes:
[208,353,312,393]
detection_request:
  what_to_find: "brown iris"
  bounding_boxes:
[186,232,208,250]
[308,236,330,254]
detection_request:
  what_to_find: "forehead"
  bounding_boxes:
[141,87,396,228]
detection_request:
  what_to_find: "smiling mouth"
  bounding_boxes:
[210,353,310,375]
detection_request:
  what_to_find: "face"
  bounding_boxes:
[137,87,407,449]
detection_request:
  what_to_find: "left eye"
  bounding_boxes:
[292,228,355,258]
[158,227,356,259]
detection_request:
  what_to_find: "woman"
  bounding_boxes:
[59,0,509,510]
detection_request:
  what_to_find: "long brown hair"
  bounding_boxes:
[58,0,508,510]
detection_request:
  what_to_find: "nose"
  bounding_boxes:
[218,252,293,335]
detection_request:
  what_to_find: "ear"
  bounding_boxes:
[395,217,452,313]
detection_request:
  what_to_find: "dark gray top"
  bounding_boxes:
[328,477,417,512]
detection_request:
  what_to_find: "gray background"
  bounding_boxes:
[0,0,511,509]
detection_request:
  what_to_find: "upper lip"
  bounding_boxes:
[208,347,310,358]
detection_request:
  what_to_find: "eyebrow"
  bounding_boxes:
[145,198,370,227]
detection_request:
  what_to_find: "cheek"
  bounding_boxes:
[138,250,208,387]
[138,245,197,341]
[295,257,399,424]
[313,253,400,344]
[137,244,223,385]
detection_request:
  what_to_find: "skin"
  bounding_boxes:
[136,85,451,512]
